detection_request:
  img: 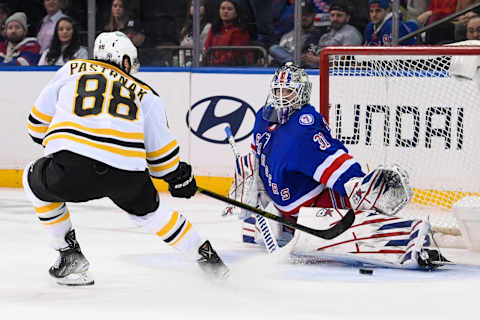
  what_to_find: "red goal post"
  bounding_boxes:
[318,45,480,239]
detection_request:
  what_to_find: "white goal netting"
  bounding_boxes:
[320,44,480,247]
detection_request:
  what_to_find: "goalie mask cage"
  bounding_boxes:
[319,45,480,247]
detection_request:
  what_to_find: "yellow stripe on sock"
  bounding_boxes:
[43,211,70,226]
[34,202,63,214]
[156,211,179,237]
[169,221,192,247]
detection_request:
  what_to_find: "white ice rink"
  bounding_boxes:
[1,188,480,320]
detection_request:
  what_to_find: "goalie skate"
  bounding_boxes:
[49,229,94,286]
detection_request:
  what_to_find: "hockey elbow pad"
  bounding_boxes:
[162,162,197,198]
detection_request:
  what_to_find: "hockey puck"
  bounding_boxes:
[359,268,374,275]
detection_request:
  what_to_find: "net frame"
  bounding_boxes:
[319,46,480,243]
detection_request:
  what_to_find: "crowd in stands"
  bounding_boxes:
[0,0,480,68]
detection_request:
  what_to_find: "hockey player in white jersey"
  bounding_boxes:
[225,62,447,269]
[24,31,228,285]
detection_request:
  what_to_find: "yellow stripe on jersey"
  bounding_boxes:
[47,121,144,140]
[31,106,53,123]
[27,123,49,133]
[43,133,146,158]
[73,59,151,92]
[149,157,180,172]
[34,202,63,214]
[156,211,179,237]
[169,222,192,247]
[147,140,178,159]
[43,211,70,226]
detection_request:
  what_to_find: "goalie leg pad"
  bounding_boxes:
[292,208,443,270]
[240,203,292,249]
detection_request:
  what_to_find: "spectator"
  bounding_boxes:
[0,2,10,42]
[312,0,334,30]
[38,16,87,66]
[36,0,66,53]
[122,18,160,66]
[453,1,479,41]
[180,0,212,59]
[203,0,251,66]
[407,0,430,20]
[272,0,295,43]
[269,1,322,67]
[302,0,363,68]
[239,0,275,47]
[417,0,457,43]
[122,18,147,48]
[457,0,479,9]
[104,0,131,32]
[364,0,418,45]
[466,15,480,39]
[417,0,457,25]
[0,12,41,65]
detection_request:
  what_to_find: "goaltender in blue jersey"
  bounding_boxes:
[225,62,448,270]
[253,103,364,215]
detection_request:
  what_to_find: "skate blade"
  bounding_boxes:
[54,271,95,286]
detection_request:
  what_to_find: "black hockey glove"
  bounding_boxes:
[162,161,197,198]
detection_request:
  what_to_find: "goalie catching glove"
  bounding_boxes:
[162,161,197,198]
[344,164,413,216]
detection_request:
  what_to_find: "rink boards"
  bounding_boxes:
[0,66,479,199]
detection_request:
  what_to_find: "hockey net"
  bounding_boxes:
[319,44,480,248]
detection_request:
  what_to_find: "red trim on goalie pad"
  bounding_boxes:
[243,227,255,232]
[351,249,406,254]
[350,217,400,229]
[319,153,353,186]
[251,143,256,152]
[316,231,410,251]
[411,220,422,230]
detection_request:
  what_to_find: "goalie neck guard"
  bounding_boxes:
[262,62,312,124]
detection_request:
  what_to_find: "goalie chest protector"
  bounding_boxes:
[252,104,364,214]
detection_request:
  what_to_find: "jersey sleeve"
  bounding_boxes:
[296,115,365,196]
[27,64,68,145]
[143,95,180,178]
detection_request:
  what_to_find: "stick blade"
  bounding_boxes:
[312,209,355,240]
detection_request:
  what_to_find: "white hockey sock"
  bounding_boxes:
[23,166,72,250]
[129,201,202,260]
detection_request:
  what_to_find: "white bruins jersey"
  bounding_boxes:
[27,59,179,178]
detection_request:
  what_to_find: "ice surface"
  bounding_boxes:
[1,188,480,320]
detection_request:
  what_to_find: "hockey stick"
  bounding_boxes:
[224,125,279,253]
[197,186,355,240]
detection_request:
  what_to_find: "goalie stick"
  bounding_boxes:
[225,125,279,253]
[197,186,355,240]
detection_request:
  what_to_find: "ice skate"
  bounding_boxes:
[49,229,94,286]
[197,240,229,279]
[417,248,450,270]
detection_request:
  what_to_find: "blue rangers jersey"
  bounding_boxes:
[252,104,365,215]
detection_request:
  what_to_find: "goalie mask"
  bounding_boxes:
[93,31,140,74]
[262,62,312,124]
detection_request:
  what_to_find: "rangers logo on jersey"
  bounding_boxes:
[299,114,314,125]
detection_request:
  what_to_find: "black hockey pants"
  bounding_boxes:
[27,150,159,216]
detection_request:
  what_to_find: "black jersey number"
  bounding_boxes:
[73,74,138,121]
